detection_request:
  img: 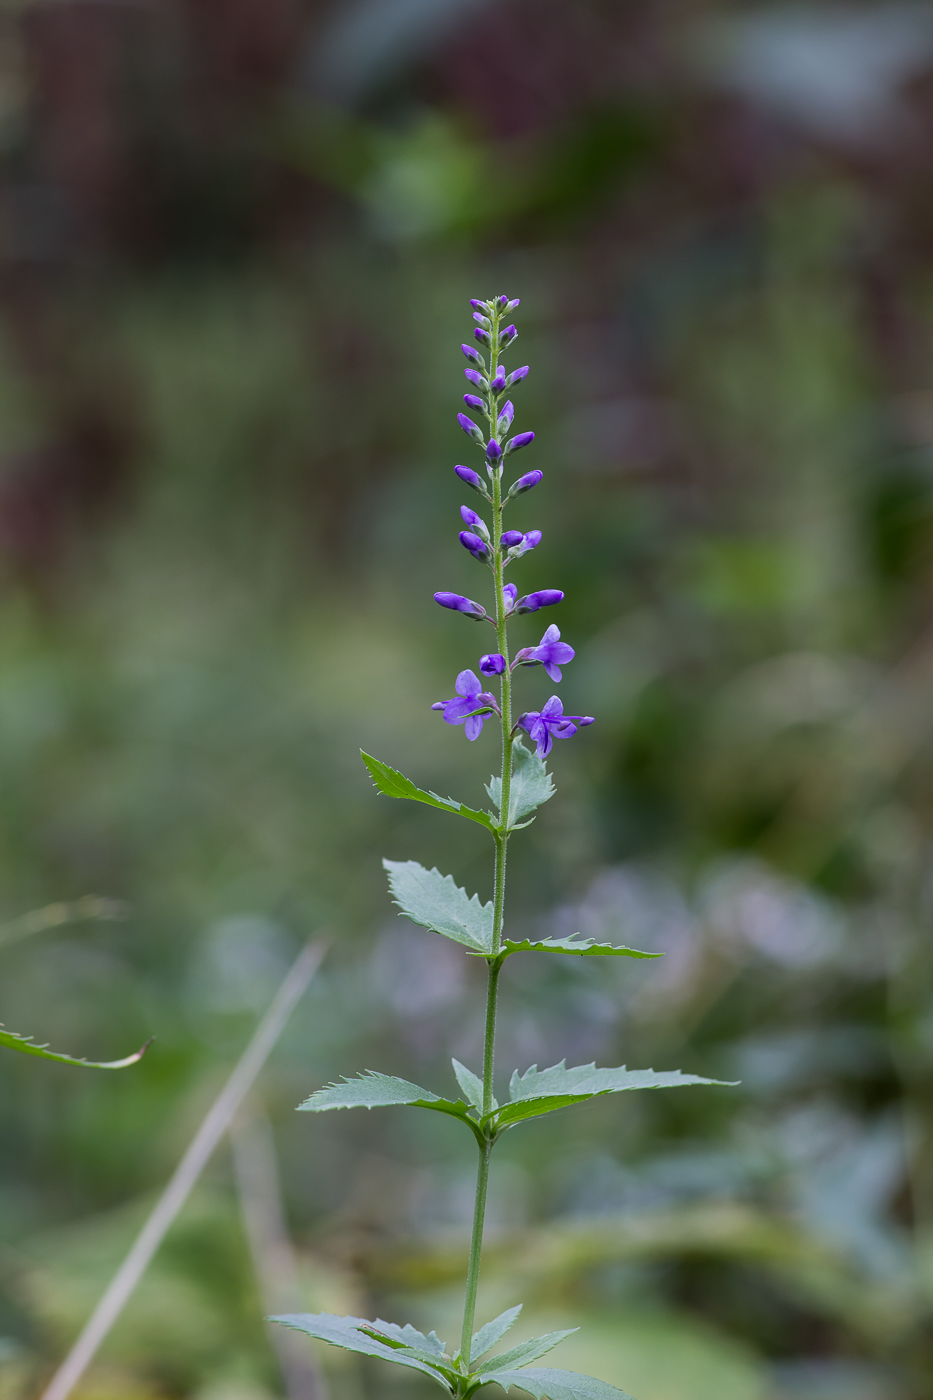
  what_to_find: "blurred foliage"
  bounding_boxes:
[0,2,932,1400]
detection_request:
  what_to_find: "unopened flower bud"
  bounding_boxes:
[458,412,485,445]
[460,531,490,561]
[461,505,489,541]
[469,298,487,312]
[464,393,485,412]
[500,325,517,347]
[473,312,491,329]
[497,295,509,309]
[500,530,524,548]
[464,368,488,389]
[505,365,529,388]
[455,464,488,495]
[434,591,487,619]
[474,327,491,347]
[516,589,564,613]
[502,583,518,614]
[517,529,542,554]
[507,469,543,497]
[486,438,502,464]
[497,400,514,434]
[506,298,520,311]
[504,431,534,454]
[462,343,486,368]
[479,653,506,676]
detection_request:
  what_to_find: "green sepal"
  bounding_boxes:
[474,1366,635,1400]
[497,936,660,961]
[384,859,493,953]
[472,1330,578,1376]
[271,1313,455,1392]
[362,752,496,833]
[0,1024,151,1070]
[486,740,554,830]
[297,1070,485,1144]
[470,1306,522,1364]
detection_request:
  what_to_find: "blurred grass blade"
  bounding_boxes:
[37,937,328,1400]
[0,896,128,951]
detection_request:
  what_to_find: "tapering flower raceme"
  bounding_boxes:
[516,588,563,613]
[513,624,575,682]
[461,505,489,540]
[486,438,502,464]
[505,430,534,455]
[458,413,484,445]
[479,653,506,676]
[434,591,487,619]
[497,401,514,435]
[505,365,529,388]
[461,344,484,367]
[431,670,500,741]
[507,469,543,497]
[517,696,594,757]
[460,531,489,561]
[490,366,506,393]
[455,464,488,495]
[464,368,488,389]
[464,394,485,412]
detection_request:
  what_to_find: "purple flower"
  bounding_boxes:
[459,530,489,561]
[434,592,487,619]
[464,368,488,389]
[431,670,500,741]
[462,343,485,367]
[474,327,491,347]
[455,464,487,494]
[518,696,594,758]
[505,366,529,388]
[464,393,485,411]
[502,583,518,614]
[508,530,542,558]
[513,624,575,682]
[486,438,502,464]
[479,653,506,676]
[458,413,484,444]
[460,505,489,539]
[516,589,563,613]
[500,324,517,347]
[497,400,514,434]
[508,468,543,497]
[505,431,534,455]
[500,530,524,548]
[490,366,506,393]
[505,297,520,311]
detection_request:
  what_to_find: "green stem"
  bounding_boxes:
[458,301,514,1371]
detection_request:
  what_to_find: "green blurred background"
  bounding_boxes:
[0,2,932,1398]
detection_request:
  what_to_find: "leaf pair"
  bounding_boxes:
[271,1307,634,1399]
[383,860,659,962]
[299,1057,730,1139]
[362,740,554,836]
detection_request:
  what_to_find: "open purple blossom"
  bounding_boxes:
[517,696,594,758]
[516,589,563,613]
[505,365,529,388]
[455,464,487,494]
[479,653,506,676]
[497,400,514,434]
[458,412,484,444]
[431,670,500,741]
[508,469,543,497]
[513,624,575,682]
[459,531,489,561]
[434,591,487,619]
[505,430,534,454]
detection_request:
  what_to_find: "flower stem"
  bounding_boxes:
[458,302,514,1370]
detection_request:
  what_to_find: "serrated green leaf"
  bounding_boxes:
[473,1330,577,1376]
[487,1061,733,1131]
[499,936,660,960]
[0,1025,151,1070]
[272,1313,453,1391]
[359,1318,447,1361]
[384,859,493,953]
[475,1366,634,1400]
[298,1070,473,1123]
[470,1306,523,1364]
[362,752,496,832]
[486,740,555,829]
[452,1058,497,1113]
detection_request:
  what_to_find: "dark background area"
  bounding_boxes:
[0,3,932,1399]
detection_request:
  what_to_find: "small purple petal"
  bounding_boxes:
[480,653,506,676]
[455,670,482,697]
[543,662,562,683]
[505,430,534,455]
[455,464,486,493]
[464,713,484,741]
[504,365,529,388]
[431,701,446,711]
[541,624,560,644]
[508,468,543,498]
[500,530,523,548]
[464,394,485,411]
[541,695,564,718]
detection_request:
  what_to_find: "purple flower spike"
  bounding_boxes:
[518,696,594,758]
[464,393,485,411]
[486,438,502,464]
[474,327,491,347]
[516,589,564,613]
[508,468,543,497]
[500,325,517,347]
[490,366,506,393]
[458,412,484,445]
[497,400,514,434]
[505,365,529,388]
[464,368,488,389]
[455,464,487,495]
[513,624,575,682]
[460,530,490,561]
[434,591,487,619]
[502,583,518,614]
[480,653,506,676]
[432,669,500,741]
[500,530,524,548]
[462,343,485,367]
[505,431,534,455]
